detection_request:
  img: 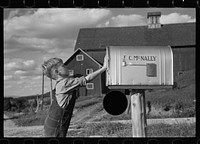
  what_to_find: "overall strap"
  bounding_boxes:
[50,78,53,104]
[50,79,62,105]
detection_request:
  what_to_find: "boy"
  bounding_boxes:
[42,56,107,137]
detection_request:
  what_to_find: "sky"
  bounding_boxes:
[4,8,196,97]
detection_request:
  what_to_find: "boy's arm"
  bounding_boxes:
[85,55,107,82]
[85,67,106,82]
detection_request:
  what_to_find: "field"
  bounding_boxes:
[67,122,196,137]
[4,69,196,137]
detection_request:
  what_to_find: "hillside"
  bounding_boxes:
[74,68,195,122]
[146,69,195,102]
[4,68,195,126]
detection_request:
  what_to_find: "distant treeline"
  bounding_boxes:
[4,90,55,101]
[4,90,54,112]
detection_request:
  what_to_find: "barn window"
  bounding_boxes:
[178,71,184,76]
[68,70,74,76]
[86,83,94,90]
[76,55,84,61]
[86,68,93,75]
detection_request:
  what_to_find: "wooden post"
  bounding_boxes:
[141,90,147,136]
[125,94,131,115]
[130,89,147,137]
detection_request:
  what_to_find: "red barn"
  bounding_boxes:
[64,48,108,97]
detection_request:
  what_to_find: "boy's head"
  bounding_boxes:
[42,58,69,80]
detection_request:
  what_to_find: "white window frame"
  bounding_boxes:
[86,68,93,75]
[68,70,74,76]
[86,83,94,90]
[76,55,84,61]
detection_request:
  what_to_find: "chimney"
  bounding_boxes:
[147,12,161,29]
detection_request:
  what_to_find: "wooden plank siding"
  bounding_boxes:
[172,47,196,77]
[64,49,103,97]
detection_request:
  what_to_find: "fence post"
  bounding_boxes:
[35,95,39,113]
[130,89,147,137]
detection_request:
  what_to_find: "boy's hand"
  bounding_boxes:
[102,55,108,70]
[85,54,108,82]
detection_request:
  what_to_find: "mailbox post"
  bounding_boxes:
[130,89,147,137]
[105,46,173,137]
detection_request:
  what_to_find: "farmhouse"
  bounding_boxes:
[66,12,196,97]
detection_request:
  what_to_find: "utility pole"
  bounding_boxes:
[35,71,44,113]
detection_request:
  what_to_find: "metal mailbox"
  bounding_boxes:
[106,46,173,89]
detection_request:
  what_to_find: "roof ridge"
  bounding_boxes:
[65,48,102,67]
[79,22,196,30]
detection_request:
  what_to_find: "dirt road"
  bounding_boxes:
[4,114,17,129]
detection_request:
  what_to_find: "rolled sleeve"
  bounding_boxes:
[73,76,87,86]
[63,76,86,93]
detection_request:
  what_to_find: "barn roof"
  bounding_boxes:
[64,48,102,67]
[75,22,195,51]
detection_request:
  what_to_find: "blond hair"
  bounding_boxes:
[42,58,63,80]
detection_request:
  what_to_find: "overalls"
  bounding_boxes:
[44,90,77,137]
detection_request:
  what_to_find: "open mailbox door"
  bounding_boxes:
[106,46,174,89]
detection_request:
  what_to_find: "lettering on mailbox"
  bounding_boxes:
[126,55,156,61]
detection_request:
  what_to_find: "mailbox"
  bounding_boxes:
[106,46,173,89]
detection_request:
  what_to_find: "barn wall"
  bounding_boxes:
[172,47,195,78]
[65,51,102,97]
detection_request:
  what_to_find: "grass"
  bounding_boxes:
[145,84,195,107]
[147,123,196,137]
[14,110,48,126]
[67,122,196,137]
[93,112,131,122]
[4,107,49,127]
[75,95,102,109]
[145,69,195,106]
